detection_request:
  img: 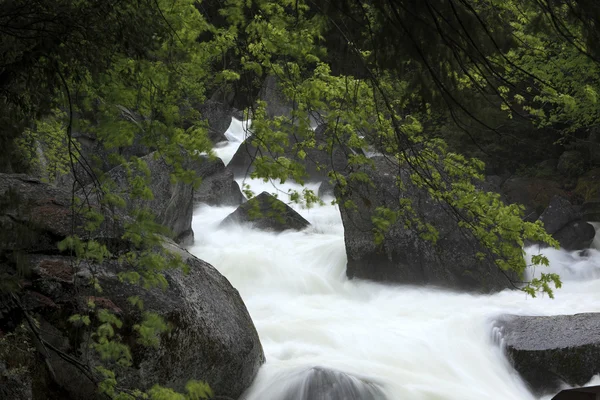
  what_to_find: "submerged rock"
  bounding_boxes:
[338,156,514,293]
[497,313,600,395]
[255,367,386,400]
[221,191,310,232]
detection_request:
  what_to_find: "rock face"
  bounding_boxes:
[194,157,243,206]
[0,174,123,253]
[582,201,600,222]
[263,367,386,400]
[497,313,600,395]
[0,174,265,399]
[318,180,335,198]
[338,157,514,292]
[197,99,233,143]
[221,191,310,232]
[101,152,195,243]
[228,123,356,182]
[537,196,595,250]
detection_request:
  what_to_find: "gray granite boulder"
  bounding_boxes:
[497,313,600,395]
[537,196,595,250]
[337,156,514,292]
[221,191,310,232]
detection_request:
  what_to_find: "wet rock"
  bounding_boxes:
[193,158,243,206]
[537,196,595,250]
[100,152,195,243]
[197,99,233,143]
[497,313,600,395]
[582,201,600,222]
[228,123,356,181]
[538,196,581,235]
[12,248,265,400]
[552,220,596,251]
[269,367,386,400]
[318,180,335,198]
[338,156,514,292]
[221,191,310,232]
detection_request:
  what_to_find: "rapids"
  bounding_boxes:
[187,119,600,400]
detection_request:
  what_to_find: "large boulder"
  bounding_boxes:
[537,196,595,250]
[99,152,195,243]
[194,158,243,206]
[496,313,600,395]
[0,174,125,254]
[0,174,265,399]
[249,367,386,400]
[228,123,356,182]
[221,192,310,232]
[5,247,265,400]
[337,156,514,292]
[197,99,233,144]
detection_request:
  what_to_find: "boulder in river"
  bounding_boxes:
[497,313,600,395]
[537,196,595,250]
[227,123,356,182]
[257,367,386,400]
[0,174,265,399]
[337,156,514,292]
[193,157,243,206]
[221,191,310,232]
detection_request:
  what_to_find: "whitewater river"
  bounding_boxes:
[188,119,600,400]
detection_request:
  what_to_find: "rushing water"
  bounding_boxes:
[188,119,600,400]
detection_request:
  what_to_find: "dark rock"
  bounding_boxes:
[318,180,335,198]
[501,177,567,222]
[338,156,514,292]
[538,196,581,235]
[267,367,386,400]
[535,196,595,250]
[557,150,586,177]
[0,174,124,253]
[0,360,33,400]
[228,123,356,182]
[582,201,600,222]
[15,247,265,400]
[1,173,265,398]
[194,158,243,206]
[553,220,596,250]
[197,100,233,143]
[100,152,196,243]
[221,192,310,232]
[259,75,294,119]
[497,313,600,395]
